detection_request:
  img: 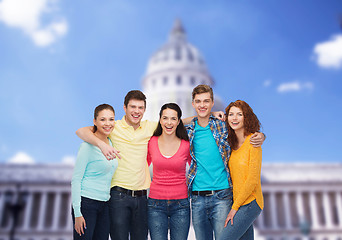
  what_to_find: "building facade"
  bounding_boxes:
[0,163,342,240]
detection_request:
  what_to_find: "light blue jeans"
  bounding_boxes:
[147,198,190,240]
[218,199,262,240]
[191,188,233,240]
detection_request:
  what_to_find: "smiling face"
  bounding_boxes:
[93,109,115,137]
[160,108,180,136]
[227,106,244,132]
[192,92,214,120]
[123,99,146,129]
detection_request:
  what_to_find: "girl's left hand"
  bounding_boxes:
[224,209,237,227]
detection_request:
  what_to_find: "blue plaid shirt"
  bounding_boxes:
[186,115,232,192]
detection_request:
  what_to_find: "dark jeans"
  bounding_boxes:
[109,188,148,240]
[147,198,190,240]
[71,196,110,240]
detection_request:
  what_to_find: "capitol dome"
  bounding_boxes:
[142,19,224,121]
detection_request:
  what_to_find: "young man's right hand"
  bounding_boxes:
[76,126,121,160]
[98,141,121,160]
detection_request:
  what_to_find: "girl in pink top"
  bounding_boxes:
[147,103,191,240]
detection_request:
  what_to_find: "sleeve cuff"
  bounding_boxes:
[73,206,82,218]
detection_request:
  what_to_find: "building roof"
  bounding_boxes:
[143,19,213,84]
[1,162,341,183]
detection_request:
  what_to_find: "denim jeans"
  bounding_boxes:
[109,188,148,240]
[218,200,262,240]
[191,188,233,240]
[147,198,190,240]
[71,197,110,240]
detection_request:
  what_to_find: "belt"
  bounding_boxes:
[112,186,147,197]
[192,189,224,196]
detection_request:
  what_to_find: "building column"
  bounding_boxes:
[52,192,61,230]
[269,192,278,229]
[296,191,305,219]
[66,192,73,230]
[309,191,319,230]
[282,191,292,229]
[22,192,33,231]
[256,210,265,230]
[37,192,48,230]
[335,192,342,228]
[0,193,5,226]
[322,192,333,228]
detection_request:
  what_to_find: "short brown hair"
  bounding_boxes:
[192,84,214,101]
[124,90,146,107]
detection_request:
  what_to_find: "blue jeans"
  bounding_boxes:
[71,197,110,240]
[109,188,148,240]
[191,188,233,240]
[147,198,190,240]
[218,200,262,240]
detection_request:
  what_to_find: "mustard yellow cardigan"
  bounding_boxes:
[229,134,264,211]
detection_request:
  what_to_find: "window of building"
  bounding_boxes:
[164,51,169,61]
[163,77,168,85]
[176,76,182,85]
[187,49,194,62]
[175,46,181,61]
[190,77,196,86]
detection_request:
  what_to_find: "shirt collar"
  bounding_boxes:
[189,114,216,126]
[120,115,142,129]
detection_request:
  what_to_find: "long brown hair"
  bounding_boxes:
[225,100,260,150]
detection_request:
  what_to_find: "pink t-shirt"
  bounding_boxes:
[147,136,191,200]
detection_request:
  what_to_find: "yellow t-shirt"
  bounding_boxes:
[109,116,157,190]
[229,134,264,211]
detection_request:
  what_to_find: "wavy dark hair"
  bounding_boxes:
[93,104,115,133]
[225,100,260,150]
[153,103,189,141]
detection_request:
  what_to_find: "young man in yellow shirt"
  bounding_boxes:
[76,90,157,240]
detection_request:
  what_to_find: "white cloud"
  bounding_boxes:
[264,79,271,87]
[61,155,76,165]
[0,0,68,47]
[313,34,342,69]
[277,81,314,93]
[7,151,35,164]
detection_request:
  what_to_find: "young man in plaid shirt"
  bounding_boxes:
[186,85,265,240]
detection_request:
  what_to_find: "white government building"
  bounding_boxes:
[1,21,341,240]
[142,19,224,121]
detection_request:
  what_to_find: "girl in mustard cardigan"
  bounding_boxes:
[218,100,263,240]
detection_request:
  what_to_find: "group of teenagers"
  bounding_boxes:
[71,84,265,240]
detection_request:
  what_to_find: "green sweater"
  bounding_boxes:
[71,140,117,217]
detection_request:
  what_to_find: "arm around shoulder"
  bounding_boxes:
[249,132,265,148]
[75,126,120,160]
[75,126,100,146]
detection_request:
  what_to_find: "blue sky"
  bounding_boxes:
[0,0,341,164]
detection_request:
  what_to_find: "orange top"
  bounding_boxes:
[229,134,264,211]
